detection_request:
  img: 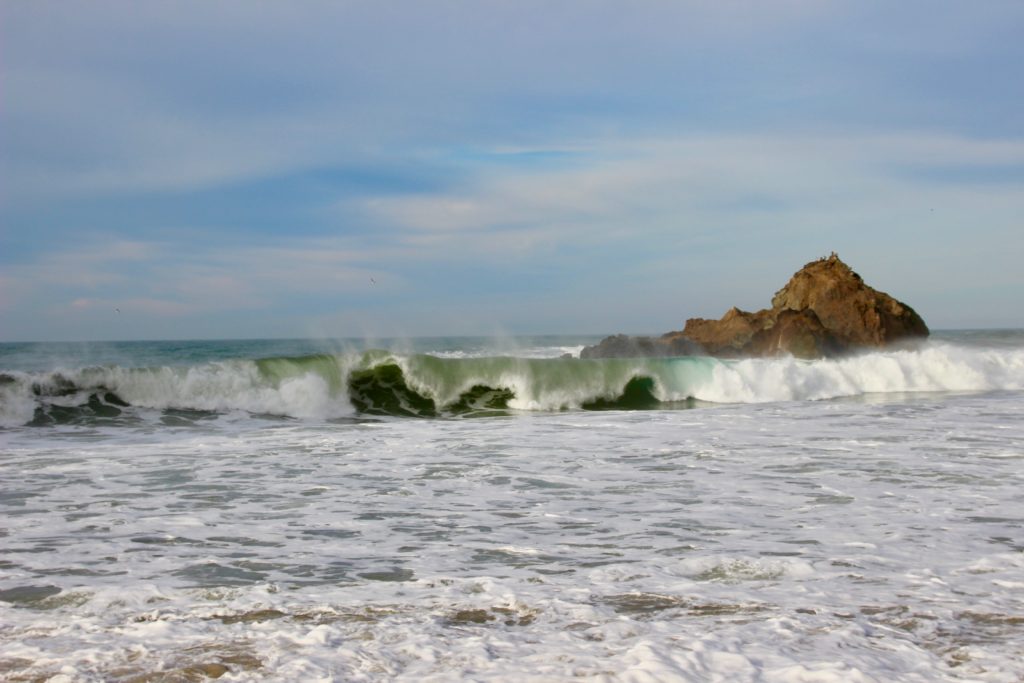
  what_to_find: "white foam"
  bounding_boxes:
[3,391,1024,680]
[1,359,356,423]
[5,342,1024,424]
[4,336,1024,680]
[687,343,1024,404]
[675,556,817,581]
[0,373,37,427]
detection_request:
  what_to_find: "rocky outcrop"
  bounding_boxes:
[581,253,929,360]
[768,253,929,346]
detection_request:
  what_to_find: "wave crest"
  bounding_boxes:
[2,342,1022,426]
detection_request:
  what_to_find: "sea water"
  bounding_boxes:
[1,332,1022,681]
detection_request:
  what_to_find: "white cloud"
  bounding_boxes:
[367,132,1024,241]
[3,130,1023,340]
[10,0,1014,204]
[359,131,1024,325]
[1,65,372,199]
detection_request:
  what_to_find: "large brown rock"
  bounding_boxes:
[581,253,929,359]
[769,253,929,347]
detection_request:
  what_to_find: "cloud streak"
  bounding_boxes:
[4,130,1022,339]
[2,2,1023,339]
[5,2,1022,203]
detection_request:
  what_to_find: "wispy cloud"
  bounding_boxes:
[5,130,1021,339]
[359,131,1024,326]
[367,132,1024,246]
[2,2,1023,339]
[5,1,1022,204]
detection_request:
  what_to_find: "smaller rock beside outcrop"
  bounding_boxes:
[679,307,774,357]
[680,307,841,360]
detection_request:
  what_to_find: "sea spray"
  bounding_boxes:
[693,342,1024,404]
[2,339,1024,426]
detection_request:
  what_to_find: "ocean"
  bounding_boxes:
[1,331,1023,682]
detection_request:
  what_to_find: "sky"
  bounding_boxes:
[1,1,1023,342]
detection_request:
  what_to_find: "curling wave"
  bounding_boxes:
[2,342,1023,426]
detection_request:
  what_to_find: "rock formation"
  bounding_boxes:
[581,253,929,360]
[767,253,929,347]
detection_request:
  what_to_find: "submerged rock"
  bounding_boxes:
[579,333,702,359]
[750,308,842,359]
[582,253,929,360]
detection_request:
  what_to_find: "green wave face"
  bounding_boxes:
[255,354,347,394]
[7,338,1024,425]
[250,351,712,417]
[9,352,717,424]
[344,353,711,417]
[348,363,440,417]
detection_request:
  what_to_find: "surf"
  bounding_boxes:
[2,342,1023,426]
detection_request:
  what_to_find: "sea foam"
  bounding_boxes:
[2,341,1023,426]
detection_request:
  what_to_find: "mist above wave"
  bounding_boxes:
[2,340,1022,427]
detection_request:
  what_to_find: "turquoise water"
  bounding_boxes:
[0,335,603,373]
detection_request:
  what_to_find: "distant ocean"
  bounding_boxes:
[2,331,1023,681]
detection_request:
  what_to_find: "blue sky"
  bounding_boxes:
[2,1,1023,341]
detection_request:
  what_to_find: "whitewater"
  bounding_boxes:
[1,332,1023,681]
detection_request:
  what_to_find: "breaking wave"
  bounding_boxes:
[2,343,1023,426]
